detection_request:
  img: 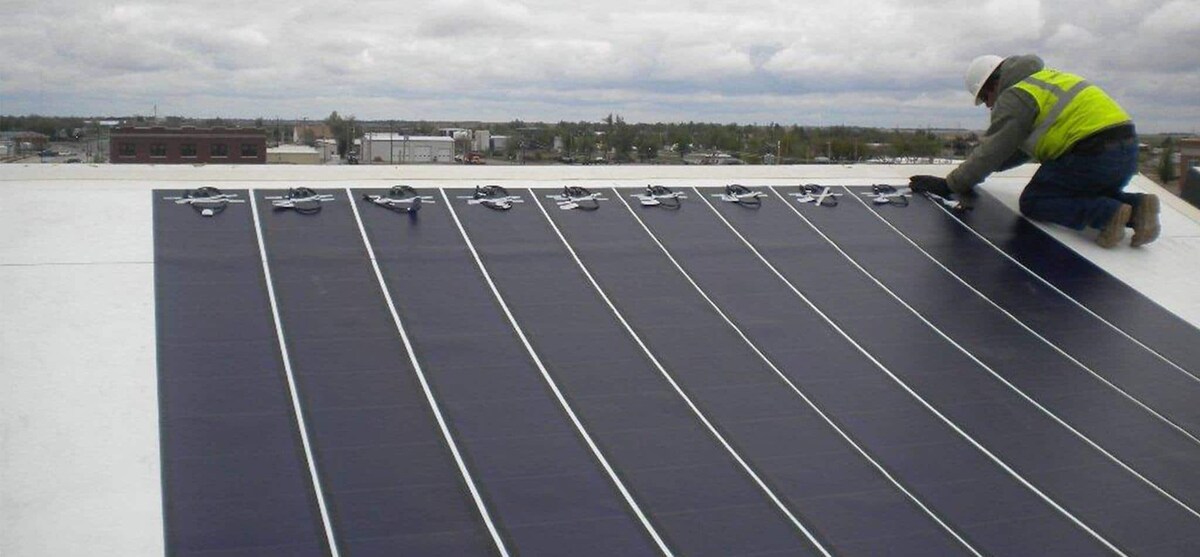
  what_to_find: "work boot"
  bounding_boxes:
[1131,194,1161,247]
[1096,203,1132,248]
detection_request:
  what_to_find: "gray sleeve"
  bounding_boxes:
[996,150,1031,172]
[946,90,1038,194]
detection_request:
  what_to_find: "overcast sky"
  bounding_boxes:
[1,0,1197,132]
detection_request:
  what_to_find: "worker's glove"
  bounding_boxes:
[908,175,952,198]
[956,192,977,211]
[910,175,976,213]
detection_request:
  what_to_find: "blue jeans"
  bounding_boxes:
[1018,141,1141,230]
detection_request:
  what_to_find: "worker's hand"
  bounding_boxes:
[908,175,952,198]
[954,193,976,212]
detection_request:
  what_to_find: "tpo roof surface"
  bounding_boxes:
[4,164,1200,556]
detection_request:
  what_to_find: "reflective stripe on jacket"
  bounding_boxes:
[1013,69,1131,161]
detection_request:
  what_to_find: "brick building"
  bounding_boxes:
[110,127,266,164]
[1181,138,1200,183]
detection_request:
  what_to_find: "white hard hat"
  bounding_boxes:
[965,55,1004,106]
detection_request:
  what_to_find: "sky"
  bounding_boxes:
[1,0,1197,132]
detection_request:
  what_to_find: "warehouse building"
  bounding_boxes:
[0,131,50,154]
[360,133,454,163]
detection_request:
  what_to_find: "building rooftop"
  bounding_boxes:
[111,126,266,136]
[361,133,454,142]
[267,144,320,154]
[4,163,1200,556]
[0,131,50,140]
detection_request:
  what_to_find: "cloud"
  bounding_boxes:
[0,0,1196,132]
[416,0,535,38]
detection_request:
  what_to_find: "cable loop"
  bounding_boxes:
[647,185,682,209]
[802,184,839,207]
[868,184,909,207]
[363,185,423,213]
[561,185,601,211]
[725,184,763,208]
[474,185,513,211]
[182,186,230,215]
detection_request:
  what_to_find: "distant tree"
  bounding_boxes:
[325,111,357,156]
[504,135,520,160]
[1158,137,1176,184]
[609,116,636,161]
[891,130,941,159]
[0,115,84,139]
[634,132,660,161]
[667,126,692,156]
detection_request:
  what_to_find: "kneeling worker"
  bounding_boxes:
[910,54,1159,248]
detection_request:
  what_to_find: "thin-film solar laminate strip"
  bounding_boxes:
[532,189,840,557]
[345,188,509,556]
[439,189,674,556]
[154,190,330,557]
[759,184,1200,553]
[247,189,341,556]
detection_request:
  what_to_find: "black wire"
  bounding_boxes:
[390,185,417,198]
[646,185,681,210]
[362,185,422,213]
[283,186,323,214]
[391,185,422,213]
[562,185,600,211]
[183,186,229,215]
[872,184,908,207]
[725,184,761,208]
[474,185,512,211]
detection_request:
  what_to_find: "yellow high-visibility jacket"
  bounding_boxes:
[1013,68,1131,162]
